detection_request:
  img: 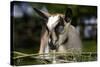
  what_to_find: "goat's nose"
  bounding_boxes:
[49,40,57,50]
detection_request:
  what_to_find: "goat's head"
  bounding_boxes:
[34,8,72,32]
[34,8,73,50]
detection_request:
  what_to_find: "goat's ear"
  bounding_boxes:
[64,8,72,22]
[34,8,49,20]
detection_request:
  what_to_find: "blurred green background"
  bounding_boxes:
[11,1,97,66]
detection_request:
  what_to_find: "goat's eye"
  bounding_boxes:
[56,25,64,33]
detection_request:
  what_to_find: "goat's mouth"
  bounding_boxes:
[48,43,57,50]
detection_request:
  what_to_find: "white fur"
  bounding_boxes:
[47,15,60,31]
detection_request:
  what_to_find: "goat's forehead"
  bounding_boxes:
[47,15,61,31]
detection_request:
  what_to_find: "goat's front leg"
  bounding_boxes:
[39,30,49,56]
